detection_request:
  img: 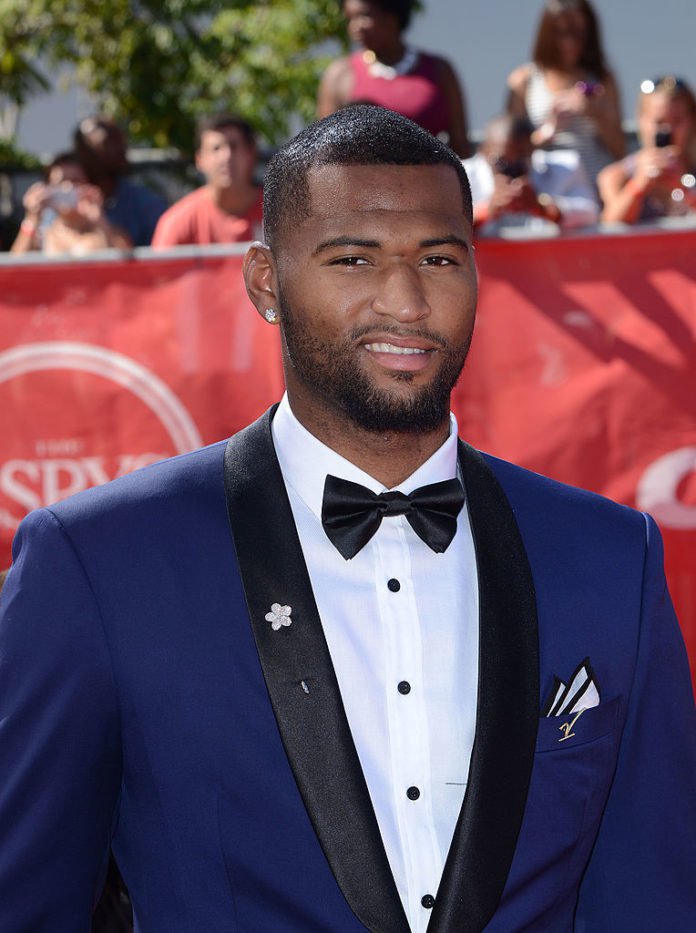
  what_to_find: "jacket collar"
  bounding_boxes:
[271,393,460,519]
[223,408,539,933]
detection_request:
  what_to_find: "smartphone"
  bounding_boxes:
[655,128,673,148]
[578,80,599,97]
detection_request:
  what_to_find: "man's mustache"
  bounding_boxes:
[348,324,449,349]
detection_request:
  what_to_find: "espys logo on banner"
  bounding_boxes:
[0,342,202,532]
[636,447,696,530]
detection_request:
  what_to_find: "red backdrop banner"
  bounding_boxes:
[2,231,695,682]
[454,227,696,682]
[0,253,283,556]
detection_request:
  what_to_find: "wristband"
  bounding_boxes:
[20,219,38,237]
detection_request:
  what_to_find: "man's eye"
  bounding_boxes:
[422,255,456,266]
[330,256,369,266]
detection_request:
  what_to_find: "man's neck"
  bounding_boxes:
[208,183,258,217]
[287,394,451,489]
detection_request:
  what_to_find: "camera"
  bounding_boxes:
[493,158,527,180]
[46,186,79,212]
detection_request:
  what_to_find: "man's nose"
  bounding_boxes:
[371,265,431,322]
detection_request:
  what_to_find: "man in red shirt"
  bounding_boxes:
[152,114,263,248]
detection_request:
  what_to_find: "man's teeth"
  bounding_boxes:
[365,343,427,355]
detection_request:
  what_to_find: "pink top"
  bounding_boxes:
[152,187,263,248]
[348,50,450,138]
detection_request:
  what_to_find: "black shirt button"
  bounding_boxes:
[421,894,435,909]
[397,680,411,695]
[387,578,401,592]
[406,785,420,801]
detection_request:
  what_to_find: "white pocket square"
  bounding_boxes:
[542,657,600,718]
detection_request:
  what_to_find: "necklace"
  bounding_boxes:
[362,46,418,80]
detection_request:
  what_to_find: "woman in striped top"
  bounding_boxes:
[506,0,624,186]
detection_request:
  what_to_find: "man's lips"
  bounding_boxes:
[361,337,438,372]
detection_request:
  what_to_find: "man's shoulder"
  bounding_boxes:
[154,187,208,228]
[152,188,229,247]
[477,448,645,537]
[161,187,209,217]
[45,438,229,530]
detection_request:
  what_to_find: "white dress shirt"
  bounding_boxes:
[272,396,479,932]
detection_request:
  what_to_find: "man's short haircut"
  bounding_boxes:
[341,0,415,32]
[263,105,472,249]
[195,114,256,151]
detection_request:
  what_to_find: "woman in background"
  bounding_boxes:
[506,0,624,184]
[599,76,696,224]
[318,0,470,156]
[11,152,131,256]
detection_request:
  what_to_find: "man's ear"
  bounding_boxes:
[243,242,280,324]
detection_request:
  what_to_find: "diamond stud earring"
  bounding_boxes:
[264,308,279,323]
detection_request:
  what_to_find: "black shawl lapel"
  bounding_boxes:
[223,408,410,933]
[428,441,539,933]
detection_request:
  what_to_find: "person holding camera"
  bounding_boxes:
[599,76,696,225]
[11,152,132,256]
[506,0,624,186]
[463,114,599,235]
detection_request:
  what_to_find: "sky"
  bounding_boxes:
[15,0,696,155]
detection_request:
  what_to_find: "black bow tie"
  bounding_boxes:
[321,474,465,560]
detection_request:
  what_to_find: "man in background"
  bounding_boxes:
[152,114,263,248]
[74,115,167,247]
[464,114,598,234]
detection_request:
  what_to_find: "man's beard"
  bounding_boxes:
[278,294,472,434]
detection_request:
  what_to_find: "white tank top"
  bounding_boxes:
[525,64,611,184]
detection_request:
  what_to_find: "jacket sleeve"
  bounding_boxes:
[575,514,696,931]
[0,507,122,931]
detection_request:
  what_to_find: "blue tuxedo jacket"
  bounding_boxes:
[1,409,695,932]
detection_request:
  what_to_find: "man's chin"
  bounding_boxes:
[338,385,450,434]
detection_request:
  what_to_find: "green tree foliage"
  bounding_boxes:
[0,0,347,152]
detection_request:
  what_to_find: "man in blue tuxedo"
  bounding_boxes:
[1,106,695,932]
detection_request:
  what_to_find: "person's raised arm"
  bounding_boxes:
[437,57,471,158]
[599,147,683,224]
[317,58,352,119]
[10,182,50,254]
[506,64,532,119]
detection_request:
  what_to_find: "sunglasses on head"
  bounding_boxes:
[640,76,687,95]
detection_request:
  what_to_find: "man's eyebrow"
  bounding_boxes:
[312,236,381,255]
[419,235,470,250]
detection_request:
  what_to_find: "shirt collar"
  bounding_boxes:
[271,393,460,520]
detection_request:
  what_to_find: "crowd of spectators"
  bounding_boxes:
[6,0,696,260]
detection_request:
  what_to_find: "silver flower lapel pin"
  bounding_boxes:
[265,603,292,631]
